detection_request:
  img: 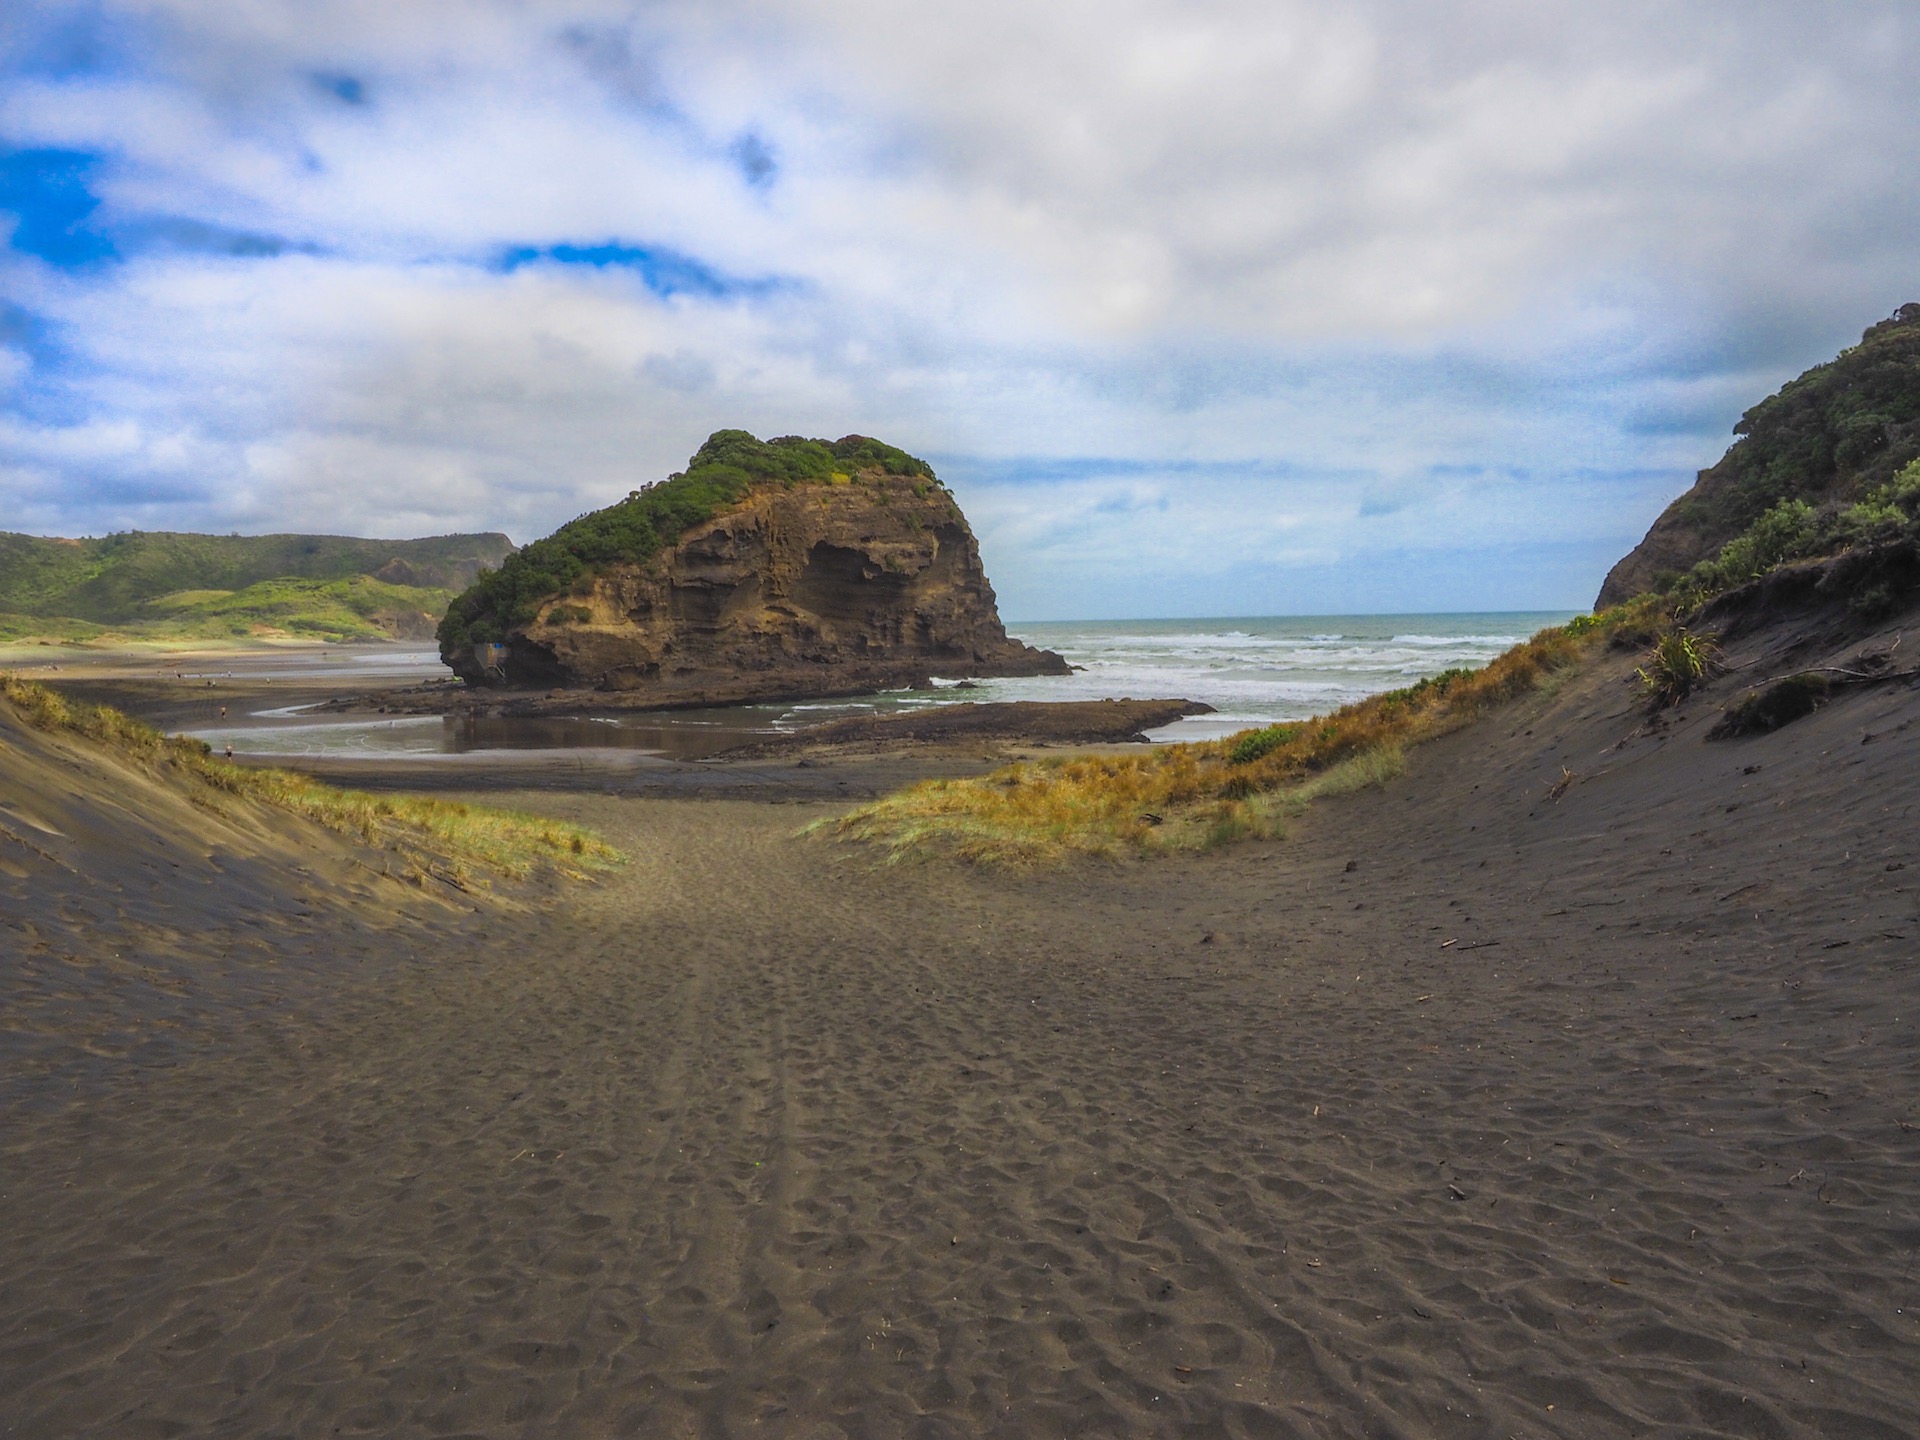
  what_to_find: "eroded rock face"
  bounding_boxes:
[453,476,1067,701]
[1595,510,1716,610]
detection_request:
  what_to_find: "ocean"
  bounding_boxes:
[195,612,1575,758]
[955,612,1577,742]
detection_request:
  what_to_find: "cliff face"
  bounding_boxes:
[1599,304,1920,607]
[1595,510,1717,610]
[445,461,1067,701]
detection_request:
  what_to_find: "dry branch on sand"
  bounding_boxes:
[1,673,619,886]
[822,599,1666,865]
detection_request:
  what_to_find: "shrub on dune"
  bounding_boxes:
[1635,629,1718,708]
[824,599,1664,864]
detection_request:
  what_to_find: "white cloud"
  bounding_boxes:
[2,0,1918,612]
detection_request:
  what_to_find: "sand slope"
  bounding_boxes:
[0,699,465,1100]
[2,613,1918,1437]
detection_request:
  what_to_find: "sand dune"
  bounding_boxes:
[0,697,475,1103]
[2,606,1918,1437]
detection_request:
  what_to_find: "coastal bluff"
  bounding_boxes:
[1599,302,1920,606]
[438,431,1068,702]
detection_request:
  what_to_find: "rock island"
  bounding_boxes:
[437,430,1069,704]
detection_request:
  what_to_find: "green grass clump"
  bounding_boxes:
[1635,628,1718,707]
[1226,724,1297,765]
[1,674,619,886]
[438,430,940,653]
[823,601,1660,865]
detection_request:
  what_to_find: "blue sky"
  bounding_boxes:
[2,2,1918,618]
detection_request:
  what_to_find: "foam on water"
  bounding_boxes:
[193,613,1576,756]
[964,613,1571,741]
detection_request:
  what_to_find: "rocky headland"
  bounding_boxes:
[438,430,1068,704]
[1599,302,1920,606]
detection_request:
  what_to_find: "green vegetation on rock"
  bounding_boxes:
[438,430,938,651]
[1673,304,1920,544]
[1601,303,1920,605]
[1667,457,1920,609]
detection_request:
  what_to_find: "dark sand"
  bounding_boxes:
[0,643,460,741]
[712,699,1216,757]
[3,618,1919,1438]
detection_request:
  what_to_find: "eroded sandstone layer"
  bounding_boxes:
[444,445,1067,702]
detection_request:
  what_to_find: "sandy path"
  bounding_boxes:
[4,647,1919,1437]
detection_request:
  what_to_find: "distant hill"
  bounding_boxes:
[0,530,515,643]
[1600,303,1920,605]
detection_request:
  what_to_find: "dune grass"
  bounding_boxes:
[822,599,1662,865]
[1,673,620,887]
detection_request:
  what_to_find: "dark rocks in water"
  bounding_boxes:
[441,432,1067,704]
[715,699,1216,757]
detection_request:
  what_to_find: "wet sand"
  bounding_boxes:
[2,641,455,739]
[4,633,1919,1436]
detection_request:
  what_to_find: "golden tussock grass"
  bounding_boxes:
[1,673,620,887]
[822,599,1663,865]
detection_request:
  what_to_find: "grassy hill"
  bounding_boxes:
[1599,302,1920,603]
[0,529,514,644]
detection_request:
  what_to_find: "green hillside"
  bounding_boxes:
[0,529,513,645]
[1599,303,1920,603]
[1670,304,1920,536]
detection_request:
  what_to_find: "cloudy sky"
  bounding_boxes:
[2,1,1917,617]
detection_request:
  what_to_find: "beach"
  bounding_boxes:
[10,7,1920,1433]
[4,635,1918,1438]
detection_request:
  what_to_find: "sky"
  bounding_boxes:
[2,2,1918,619]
